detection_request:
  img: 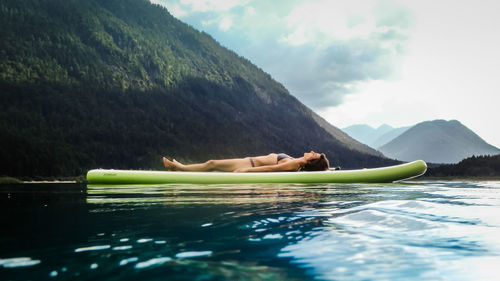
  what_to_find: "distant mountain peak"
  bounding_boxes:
[342,123,402,148]
[379,119,500,163]
[377,124,393,131]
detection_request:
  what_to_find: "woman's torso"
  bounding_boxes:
[251,153,293,166]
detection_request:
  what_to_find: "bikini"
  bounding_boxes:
[248,153,292,167]
[277,153,292,162]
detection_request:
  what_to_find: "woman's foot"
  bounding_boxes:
[162,157,178,170]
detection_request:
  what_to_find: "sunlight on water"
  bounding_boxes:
[175,251,213,258]
[279,181,500,281]
[1,181,500,280]
[74,245,111,253]
[135,257,172,269]
[0,257,41,268]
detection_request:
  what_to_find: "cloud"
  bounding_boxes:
[153,0,415,109]
[150,0,189,17]
[257,35,405,108]
[153,0,248,17]
[218,17,233,31]
[244,6,255,16]
[374,0,415,28]
[241,0,413,108]
[178,0,246,13]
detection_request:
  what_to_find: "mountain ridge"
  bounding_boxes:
[0,0,391,177]
[342,124,406,148]
[373,126,410,148]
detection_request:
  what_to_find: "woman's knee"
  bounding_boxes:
[205,159,216,169]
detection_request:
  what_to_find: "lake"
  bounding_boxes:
[1,181,500,280]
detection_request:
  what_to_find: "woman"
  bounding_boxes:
[162,151,329,172]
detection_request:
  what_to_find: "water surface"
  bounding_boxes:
[1,181,500,280]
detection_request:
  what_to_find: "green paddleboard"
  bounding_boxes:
[86,160,427,184]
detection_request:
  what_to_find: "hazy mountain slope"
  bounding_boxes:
[342,124,397,147]
[379,120,500,163]
[373,126,410,148]
[310,113,383,157]
[0,0,394,177]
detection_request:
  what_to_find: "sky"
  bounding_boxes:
[151,0,500,148]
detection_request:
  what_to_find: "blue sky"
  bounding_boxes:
[152,0,500,148]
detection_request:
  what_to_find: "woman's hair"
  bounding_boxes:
[302,153,330,171]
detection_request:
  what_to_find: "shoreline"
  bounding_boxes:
[22,180,78,184]
[0,176,85,184]
[2,175,500,185]
[416,176,500,181]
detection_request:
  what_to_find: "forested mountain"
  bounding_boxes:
[425,154,500,178]
[379,120,500,164]
[0,0,393,177]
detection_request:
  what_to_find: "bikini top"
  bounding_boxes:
[277,153,292,162]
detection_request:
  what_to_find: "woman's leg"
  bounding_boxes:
[163,157,251,172]
[163,157,208,171]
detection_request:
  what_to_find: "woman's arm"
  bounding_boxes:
[234,160,301,172]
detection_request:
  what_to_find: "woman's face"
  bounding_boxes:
[304,151,321,160]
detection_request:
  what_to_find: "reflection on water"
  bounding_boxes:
[1,181,500,280]
[86,183,373,206]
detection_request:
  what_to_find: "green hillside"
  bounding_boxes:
[0,0,393,178]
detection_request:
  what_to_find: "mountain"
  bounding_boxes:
[343,124,399,147]
[373,126,410,148]
[0,0,391,177]
[311,114,383,157]
[379,120,500,164]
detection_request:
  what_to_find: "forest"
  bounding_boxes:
[0,0,395,178]
[425,155,500,178]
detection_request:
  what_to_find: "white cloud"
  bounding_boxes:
[260,0,414,108]
[218,17,233,31]
[179,0,246,13]
[201,18,217,27]
[152,0,248,18]
[245,6,255,16]
[150,0,189,17]
[279,0,413,48]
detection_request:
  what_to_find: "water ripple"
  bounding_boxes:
[3,181,500,280]
[278,181,500,280]
[74,245,111,253]
[0,257,41,268]
[134,257,172,269]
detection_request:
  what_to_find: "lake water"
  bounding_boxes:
[1,181,500,280]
